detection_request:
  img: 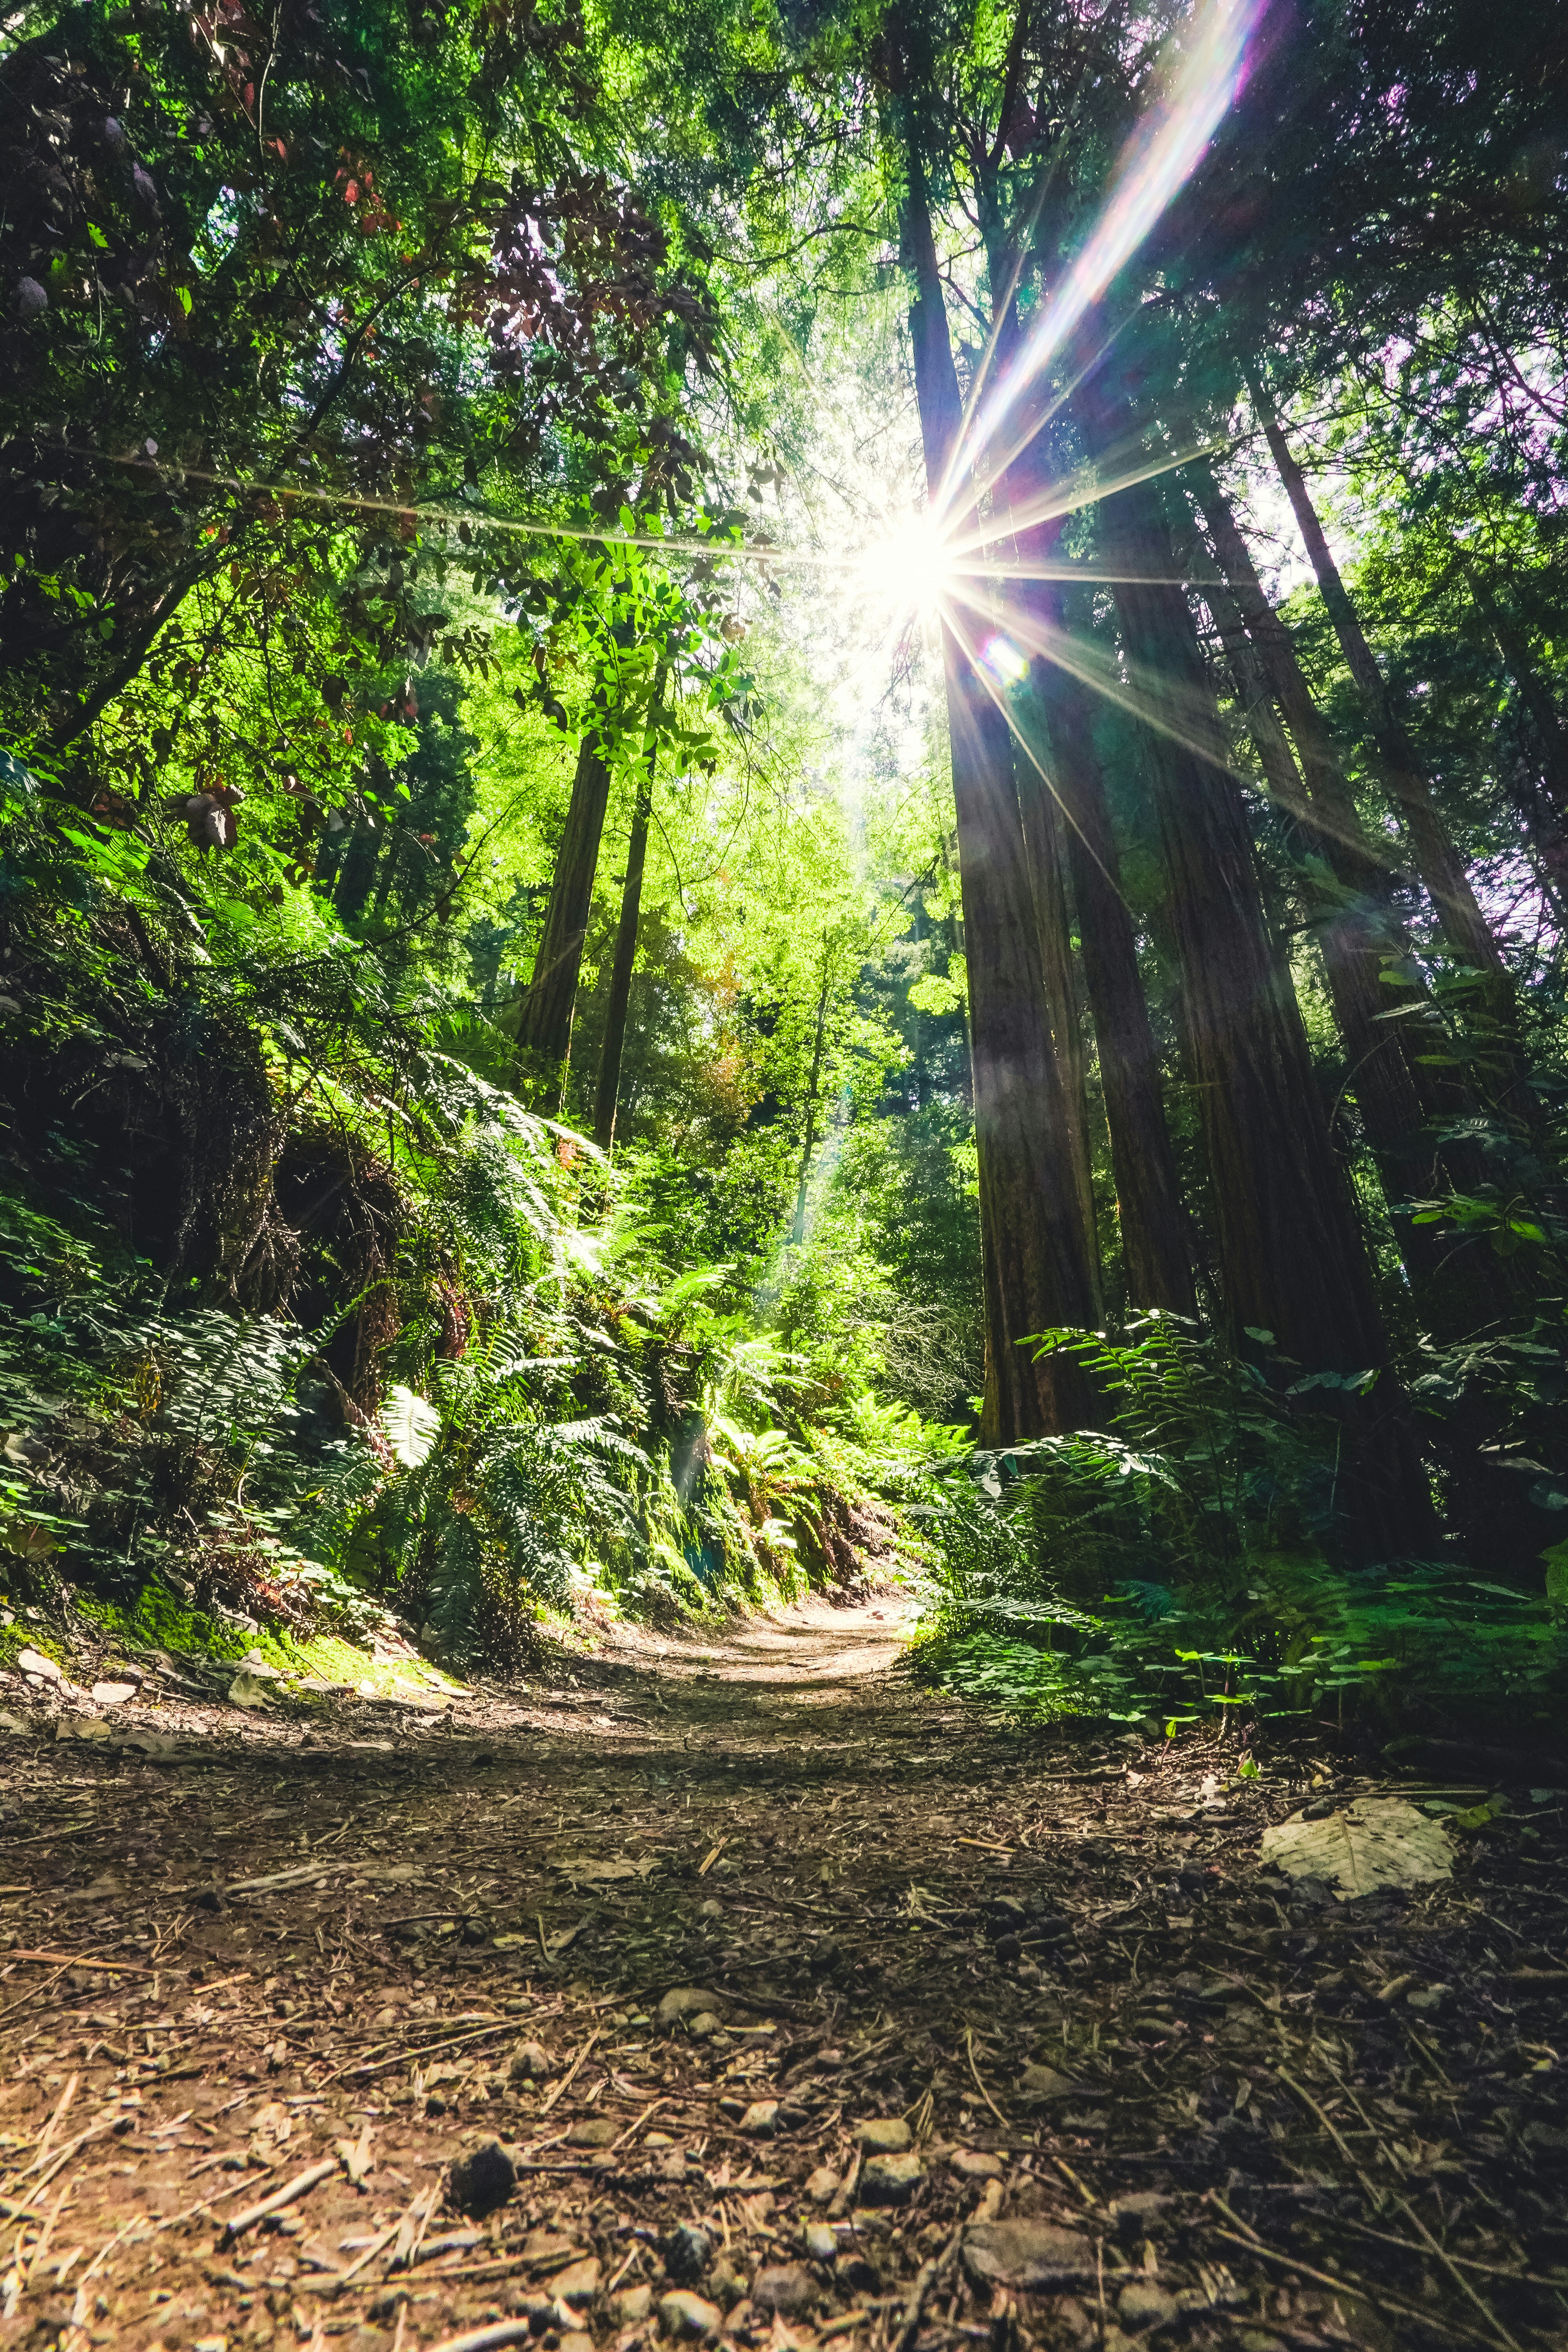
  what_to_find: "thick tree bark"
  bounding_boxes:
[1246,368,1504,975]
[591,709,659,1152]
[904,162,1102,1442]
[515,731,613,1090]
[1028,588,1198,1317]
[1076,361,1430,1552]
[1464,563,1568,920]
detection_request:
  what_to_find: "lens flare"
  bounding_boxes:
[983,635,1029,685]
[940,0,1267,518]
[857,508,954,617]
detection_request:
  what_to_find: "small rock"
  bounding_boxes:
[855,2117,911,2154]
[950,2150,1005,2180]
[508,2040,554,2084]
[91,1681,138,1706]
[802,2224,837,2260]
[750,2265,816,2319]
[1044,2298,1096,2349]
[1117,2282,1178,2332]
[665,2224,712,2286]
[1406,1984,1449,2016]
[708,2259,747,2311]
[835,2252,878,2294]
[657,1987,726,2029]
[613,2286,653,2325]
[1017,2062,1082,2103]
[739,2100,779,2137]
[860,2151,923,2205]
[805,2165,839,2204]
[447,2139,515,2220]
[659,2290,722,2340]
[550,2258,601,2306]
[229,1670,273,1710]
[559,2335,594,2352]
[689,2011,723,2039]
[657,2148,691,2182]
[17,1649,60,1683]
[699,1898,724,1918]
[564,2118,619,2149]
[962,2221,1094,2291]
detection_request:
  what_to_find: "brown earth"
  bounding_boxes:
[2,1596,1567,2352]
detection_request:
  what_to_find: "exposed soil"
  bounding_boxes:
[2,1595,1567,2352]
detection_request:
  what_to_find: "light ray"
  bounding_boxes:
[934,0,1268,524]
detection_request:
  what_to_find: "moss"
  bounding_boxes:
[69,1582,467,1697]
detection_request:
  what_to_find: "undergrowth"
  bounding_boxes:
[910,1316,1568,1747]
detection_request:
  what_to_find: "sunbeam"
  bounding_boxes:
[935,0,1267,524]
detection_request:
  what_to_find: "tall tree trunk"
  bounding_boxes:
[1076,358,1430,1552]
[1245,366,1504,975]
[791,940,835,1245]
[1031,591,1198,1317]
[515,731,613,1094]
[1187,463,1531,1337]
[1463,562,1568,921]
[592,673,665,1152]
[903,156,1102,1442]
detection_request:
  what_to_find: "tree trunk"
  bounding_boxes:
[1031,590,1198,1317]
[592,674,664,1152]
[1076,360,1430,1553]
[1245,367,1504,975]
[791,942,835,1245]
[904,158,1101,1442]
[515,731,613,1093]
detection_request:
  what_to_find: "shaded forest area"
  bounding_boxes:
[2,0,1568,1758]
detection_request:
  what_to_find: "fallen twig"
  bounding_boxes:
[2,1951,157,1976]
[221,2156,339,2243]
[537,2028,600,2117]
[424,2323,534,2352]
[963,2028,1010,2133]
[895,2221,963,2352]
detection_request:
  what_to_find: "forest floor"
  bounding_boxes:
[2,1591,1567,2352]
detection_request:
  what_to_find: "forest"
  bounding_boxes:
[3,0,1568,1746]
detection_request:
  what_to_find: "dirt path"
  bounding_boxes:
[2,1597,1566,2352]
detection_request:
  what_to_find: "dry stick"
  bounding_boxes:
[894,2221,963,2352]
[1332,2212,1559,2287]
[1207,2225,1502,2352]
[3,1952,157,1977]
[537,2029,600,2118]
[1393,2195,1521,2352]
[424,2323,534,2352]
[0,1966,71,2027]
[222,2156,340,2243]
[21,2076,78,2178]
[962,2030,1010,2134]
[609,2098,666,2154]
[326,2022,514,2087]
[1273,2068,1359,2168]
[156,2165,276,2235]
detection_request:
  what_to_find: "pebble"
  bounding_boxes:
[962,2221,1094,2290]
[802,2224,837,2260]
[613,2286,653,2325]
[1016,2063,1080,2102]
[659,2290,722,2339]
[1116,2282,1178,2332]
[551,2259,601,2306]
[805,2165,839,2203]
[446,2139,515,2220]
[564,2118,619,2148]
[689,2011,723,2038]
[750,2264,816,2319]
[950,2150,1004,2180]
[859,2151,922,2205]
[665,2224,711,2285]
[739,2099,779,2136]
[855,2117,911,2153]
[657,1986,724,2028]
[508,2040,554,2084]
